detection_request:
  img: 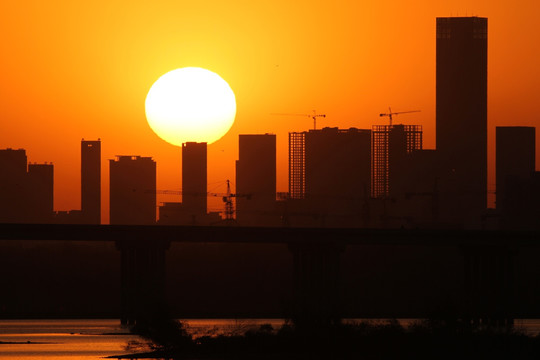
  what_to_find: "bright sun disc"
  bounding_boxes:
[145,67,236,146]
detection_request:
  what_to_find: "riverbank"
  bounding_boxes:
[111,319,540,359]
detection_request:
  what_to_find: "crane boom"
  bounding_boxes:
[271,110,326,130]
[150,180,250,220]
[379,107,420,126]
[152,189,249,198]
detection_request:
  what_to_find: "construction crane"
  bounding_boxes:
[152,180,250,221]
[379,107,420,126]
[211,179,235,221]
[271,110,327,130]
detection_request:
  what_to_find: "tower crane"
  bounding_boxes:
[210,179,235,221]
[379,107,420,126]
[151,180,250,220]
[271,110,327,130]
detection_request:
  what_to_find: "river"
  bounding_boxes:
[1,319,539,359]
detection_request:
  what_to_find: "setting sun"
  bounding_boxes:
[145,67,236,146]
[4,2,540,357]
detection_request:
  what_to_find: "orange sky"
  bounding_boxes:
[1,1,539,223]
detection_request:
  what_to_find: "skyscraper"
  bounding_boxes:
[496,127,536,229]
[109,156,156,225]
[182,142,207,217]
[236,134,277,226]
[0,149,55,223]
[496,126,536,211]
[289,127,371,227]
[27,163,54,223]
[0,149,27,222]
[436,17,487,225]
[81,139,101,224]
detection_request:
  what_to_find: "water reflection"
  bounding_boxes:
[0,319,144,360]
[1,318,540,359]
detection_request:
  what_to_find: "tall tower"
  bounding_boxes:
[236,134,276,226]
[288,127,371,227]
[436,17,487,224]
[496,126,536,210]
[0,149,27,222]
[109,156,156,225]
[289,132,306,200]
[27,163,54,223]
[182,142,207,216]
[81,139,101,224]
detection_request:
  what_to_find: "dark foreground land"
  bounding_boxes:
[109,319,540,360]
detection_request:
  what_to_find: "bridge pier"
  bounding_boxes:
[288,242,344,329]
[462,244,515,328]
[116,239,170,326]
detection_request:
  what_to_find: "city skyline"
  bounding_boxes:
[2,4,540,353]
[1,2,539,223]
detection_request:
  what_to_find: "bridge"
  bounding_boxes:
[1,223,538,328]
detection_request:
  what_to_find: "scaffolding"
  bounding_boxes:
[371,124,422,198]
[289,132,306,199]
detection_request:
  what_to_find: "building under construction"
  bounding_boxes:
[289,132,306,199]
[288,127,371,227]
[371,124,423,198]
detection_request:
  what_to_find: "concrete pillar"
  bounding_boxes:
[462,244,515,329]
[116,239,170,326]
[288,242,344,329]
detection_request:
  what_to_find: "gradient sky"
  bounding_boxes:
[1,1,538,222]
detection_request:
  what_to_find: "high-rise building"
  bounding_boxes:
[496,127,536,229]
[182,142,207,217]
[288,127,371,227]
[109,156,156,225]
[0,149,55,223]
[157,142,220,226]
[0,149,28,222]
[371,124,423,198]
[27,163,54,223]
[81,139,101,224]
[496,126,536,210]
[236,134,277,226]
[289,132,306,200]
[436,17,488,225]
[399,149,442,226]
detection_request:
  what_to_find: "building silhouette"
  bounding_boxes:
[235,134,278,226]
[158,142,208,225]
[496,126,537,229]
[27,163,54,223]
[288,127,371,227]
[496,127,536,209]
[496,171,540,230]
[0,149,28,222]
[289,132,306,200]
[109,156,156,225]
[182,142,207,218]
[158,201,222,226]
[158,142,223,226]
[436,17,488,226]
[81,139,101,224]
[0,149,55,223]
[371,124,423,199]
[158,202,184,225]
[393,149,442,227]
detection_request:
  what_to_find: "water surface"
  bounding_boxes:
[1,318,539,359]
